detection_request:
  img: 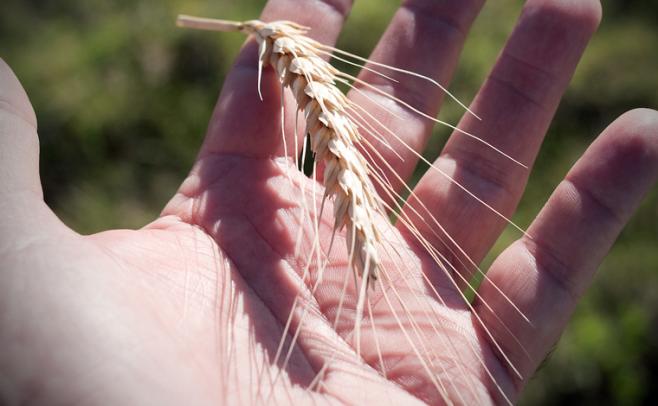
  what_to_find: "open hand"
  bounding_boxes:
[1,1,657,404]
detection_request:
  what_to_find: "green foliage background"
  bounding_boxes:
[1,0,656,403]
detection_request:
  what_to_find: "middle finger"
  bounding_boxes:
[346,0,486,204]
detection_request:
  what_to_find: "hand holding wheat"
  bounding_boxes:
[1,1,657,405]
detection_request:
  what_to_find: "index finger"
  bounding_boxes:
[197,0,354,160]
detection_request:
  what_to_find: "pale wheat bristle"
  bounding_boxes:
[177,14,529,405]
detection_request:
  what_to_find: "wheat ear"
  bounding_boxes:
[177,16,384,285]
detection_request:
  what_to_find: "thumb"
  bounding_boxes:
[0,58,71,246]
[0,58,41,197]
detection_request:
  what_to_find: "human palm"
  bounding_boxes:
[2,1,658,405]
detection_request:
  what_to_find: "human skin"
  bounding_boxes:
[1,0,657,404]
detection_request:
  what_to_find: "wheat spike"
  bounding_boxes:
[177,16,384,285]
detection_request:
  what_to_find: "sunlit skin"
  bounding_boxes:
[1,0,657,404]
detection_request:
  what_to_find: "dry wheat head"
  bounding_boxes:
[177,17,385,284]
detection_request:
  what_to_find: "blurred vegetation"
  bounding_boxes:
[1,0,656,404]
